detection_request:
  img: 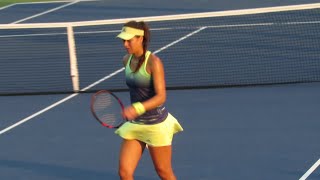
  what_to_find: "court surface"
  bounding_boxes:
[1,1,320,180]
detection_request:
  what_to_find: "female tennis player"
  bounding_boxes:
[115,20,183,180]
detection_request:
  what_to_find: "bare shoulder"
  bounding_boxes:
[147,53,163,68]
[122,54,131,66]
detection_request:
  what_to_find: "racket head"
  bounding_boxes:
[90,90,126,128]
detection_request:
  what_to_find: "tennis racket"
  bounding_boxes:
[90,90,126,128]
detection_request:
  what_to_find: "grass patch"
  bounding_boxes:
[0,0,63,8]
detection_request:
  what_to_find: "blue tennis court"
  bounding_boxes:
[0,1,320,180]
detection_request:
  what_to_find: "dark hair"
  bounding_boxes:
[124,21,150,72]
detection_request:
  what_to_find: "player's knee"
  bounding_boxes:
[154,166,176,180]
[118,167,134,179]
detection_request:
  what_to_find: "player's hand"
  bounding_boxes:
[122,106,138,121]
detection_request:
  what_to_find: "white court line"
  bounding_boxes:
[0,27,206,136]
[0,4,15,11]
[299,158,320,180]
[13,0,98,5]
[0,0,97,11]
[11,1,82,24]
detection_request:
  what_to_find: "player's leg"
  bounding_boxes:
[118,139,146,180]
[148,145,176,180]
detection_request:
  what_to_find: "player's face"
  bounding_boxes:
[123,36,143,54]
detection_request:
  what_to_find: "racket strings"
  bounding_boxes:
[92,92,124,127]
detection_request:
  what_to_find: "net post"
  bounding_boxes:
[67,25,80,92]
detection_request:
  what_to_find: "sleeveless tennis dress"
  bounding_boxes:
[115,51,183,147]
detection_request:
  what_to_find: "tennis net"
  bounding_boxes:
[0,3,320,95]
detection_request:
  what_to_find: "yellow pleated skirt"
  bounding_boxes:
[115,113,183,147]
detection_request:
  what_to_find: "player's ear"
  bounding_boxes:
[138,36,144,43]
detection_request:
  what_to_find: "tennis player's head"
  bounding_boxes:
[117,21,150,55]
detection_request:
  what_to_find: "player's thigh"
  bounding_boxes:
[119,139,146,170]
[148,145,173,169]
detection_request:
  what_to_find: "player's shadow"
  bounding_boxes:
[0,159,154,180]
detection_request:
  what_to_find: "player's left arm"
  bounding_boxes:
[142,54,167,110]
